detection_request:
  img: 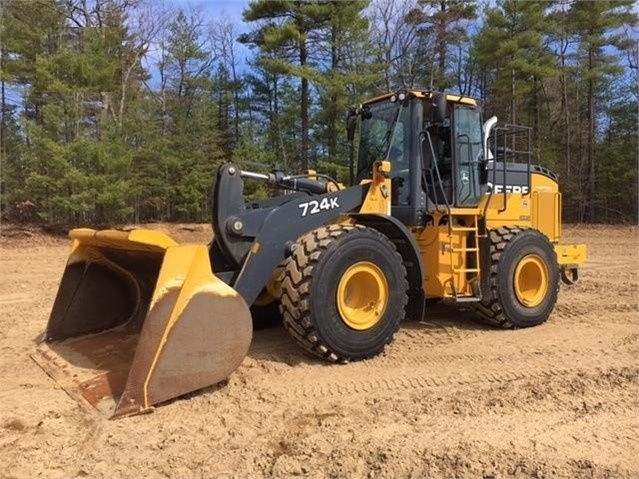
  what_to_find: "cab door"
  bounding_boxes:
[452,105,484,207]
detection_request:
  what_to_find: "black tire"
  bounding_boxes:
[472,227,559,328]
[279,224,408,362]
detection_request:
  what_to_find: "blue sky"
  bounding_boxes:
[165,0,249,24]
[139,0,254,87]
[169,0,254,55]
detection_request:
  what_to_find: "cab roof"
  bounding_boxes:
[362,90,477,107]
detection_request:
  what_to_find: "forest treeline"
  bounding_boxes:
[0,0,637,225]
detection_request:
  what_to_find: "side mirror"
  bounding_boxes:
[418,129,434,171]
[346,107,358,141]
[433,93,448,124]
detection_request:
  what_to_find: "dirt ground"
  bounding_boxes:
[0,223,637,479]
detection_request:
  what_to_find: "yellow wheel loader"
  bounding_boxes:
[32,90,586,418]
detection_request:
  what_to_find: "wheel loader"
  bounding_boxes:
[32,90,586,418]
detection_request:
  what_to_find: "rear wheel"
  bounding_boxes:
[472,227,559,328]
[279,224,408,362]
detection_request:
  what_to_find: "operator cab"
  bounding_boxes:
[349,90,487,226]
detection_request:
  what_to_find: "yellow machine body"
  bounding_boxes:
[414,171,586,299]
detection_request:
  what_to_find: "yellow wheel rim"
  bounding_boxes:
[336,261,389,331]
[514,254,549,308]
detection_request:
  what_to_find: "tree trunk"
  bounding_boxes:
[587,47,596,222]
[300,38,309,170]
[1,44,6,162]
[561,43,571,178]
[437,1,447,89]
[328,22,338,159]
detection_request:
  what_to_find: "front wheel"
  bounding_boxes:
[472,227,559,328]
[279,224,408,362]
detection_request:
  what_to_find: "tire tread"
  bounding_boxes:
[280,224,407,362]
[472,226,558,329]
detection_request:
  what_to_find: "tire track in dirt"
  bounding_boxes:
[395,321,483,346]
[615,333,639,348]
[241,328,637,403]
[0,293,32,305]
[242,287,638,406]
[244,365,638,405]
[554,301,638,322]
[583,258,635,272]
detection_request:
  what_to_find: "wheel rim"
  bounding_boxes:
[514,254,549,308]
[336,261,389,330]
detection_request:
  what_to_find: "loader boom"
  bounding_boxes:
[210,162,421,307]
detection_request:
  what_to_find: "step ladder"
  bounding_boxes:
[447,214,483,302]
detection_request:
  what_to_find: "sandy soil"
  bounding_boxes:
[0,223,637,479]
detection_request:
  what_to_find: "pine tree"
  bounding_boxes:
[243,55,295,169]
[241,0,332,170]
[567,0,637,222]
[408,0,477,91]
[312,0,377,167]
[368,0,422,90]
[473,0,555,126]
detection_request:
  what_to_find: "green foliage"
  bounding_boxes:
[241,0,374,171]
[35,27,123,93]
[0,0,636,226]
[473,0,556,124]
[592,100,638,223]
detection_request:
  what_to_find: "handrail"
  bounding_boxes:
[422,130,450,215]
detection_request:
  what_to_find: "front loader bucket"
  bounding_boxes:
[32,229,252,419]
